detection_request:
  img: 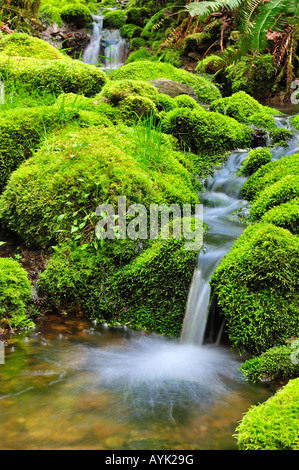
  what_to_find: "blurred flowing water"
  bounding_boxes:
[0,110,297,450]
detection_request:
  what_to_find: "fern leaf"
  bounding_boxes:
[251,0,289,52]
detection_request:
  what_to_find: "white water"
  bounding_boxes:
[181,115,299,346]
[82,12,129,69]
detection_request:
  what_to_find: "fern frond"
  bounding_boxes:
[251,0,289,52]
[186,0,243,19]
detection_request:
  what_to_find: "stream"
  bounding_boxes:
[0,110,297,450]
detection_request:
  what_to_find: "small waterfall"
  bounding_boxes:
[82,11,129,69]
[181,115,299,347]
[181,150,249,346]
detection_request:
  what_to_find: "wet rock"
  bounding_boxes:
[148,78,197,100]
[41,24,90,59]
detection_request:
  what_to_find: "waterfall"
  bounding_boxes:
[181,115,299,347]
[180,150,249,346]
[82,12,129,69]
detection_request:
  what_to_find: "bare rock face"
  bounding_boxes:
[149,78,197,100]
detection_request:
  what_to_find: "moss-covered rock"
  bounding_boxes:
[0,32,66,60]
[242,152,299,202]
[211,223,299,355]
[250,175,299,220]
[118,95,158,122]
[0,257,33,331]
[162,107,253,154]
[103,9,126,29]
[234,378,299,450]
[60,3,93,28]
[261,198,299,234]
[239,148,272,176]
[248,112,277,130]
[240,341,299,383]
[0,54,107,96]
[109,60,221,104]
[0,124,199,247]
[183,32,212,55]
[211,91,276,124]
[172,94,200,110]
[269,128,294,148]
[98,79,159,106]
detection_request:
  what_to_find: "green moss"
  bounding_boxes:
[242,152,299,202]
[156,93,176,112]
[60,3,93,28]
[211,223,299,355]
[211,91,276,124]
[226,54,277,97]
[103,9,126,29]
[291,114,299,131]
[234,378,299,450]
[162,107,253,154]
[125,7,149,26]
[0,257,33,331]
[130,37,146,50]
[125,47,153,64]
[183,32,212,55]
[269,128,294,147]
[240,341,299,383]
[118,95,158,122]
[109,61,221,104]
[0,54,107,96]
[0,33,65,60]
[248,112,277,130]
[0,124,199,247]
[250,175,299,220]
[99,79,159,105]
[172,94,200,110]
[239,148,272,176]
[98,236,196,336]
[261,198,299,234]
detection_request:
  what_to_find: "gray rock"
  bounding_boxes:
[148,78,197,100]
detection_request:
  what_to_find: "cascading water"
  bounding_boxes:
[181,114,299,347]
[82,11,129,69]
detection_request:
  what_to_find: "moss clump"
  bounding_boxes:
[103,9,126,29]
[157,93,176,112]
[239,148,272,176]
[291,114,299,131]
[0,124,199,247]
[125,47,153,64]
[0,33,65,60]
[234,378,299,450]
[60,3,93,28]
[211,91,276,124]
[240,341,299,383]
[0,54,107,97]
[242,152,299,202]
[226,54,277,97]
[211,223,299,355]
[261,198,299,234]
[248,112,276,130]
[250,175,299,220]
[172,94,200,110]
[183,32,212,55]
[162,107,253,154]
[118,95,158,122]
[109,60,221,104]
[269,128,294,147]
[99,79,159,106]
[0,257,33,331]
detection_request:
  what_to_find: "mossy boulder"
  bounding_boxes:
[109,60,221,104]
[239,148,272,176]
[183,32,212,55]
[103,9,126,29]
[235,378,299,450]
[162,107,253,154]
[250,175,299,221]
[0,54,107,97]
[60,3,93,28]
[172,95,200,110]
[248,112,277,130]
[211,91,277,124]
[242,152,299,202]
[240,341,299,383]
[0,125,199,247]
[118,95,158,122]
[98,79,159,106]
[0,33,65,60]
[0,257,33,331]
[261,198,299,234]
[211,223,299,355]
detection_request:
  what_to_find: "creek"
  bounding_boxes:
[0,109,297,450]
